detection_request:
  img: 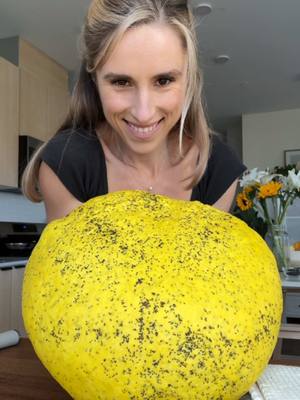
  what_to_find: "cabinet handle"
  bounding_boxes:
[0,267,13,271]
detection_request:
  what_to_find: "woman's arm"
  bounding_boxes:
[39,162,83,223]
[212,179,238,213]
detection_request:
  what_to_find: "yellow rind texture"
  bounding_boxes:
[22,191,282,400]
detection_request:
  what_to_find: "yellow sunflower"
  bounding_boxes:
[257,181,282,199]
[245,186,255,194]
[237,190,253,211]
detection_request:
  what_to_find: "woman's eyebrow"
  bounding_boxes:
[102,69,183,81]
[102,73,131,81]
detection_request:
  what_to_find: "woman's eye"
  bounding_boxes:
[157,77,174,87]
[112,80,130,87]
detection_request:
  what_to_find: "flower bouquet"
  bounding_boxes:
[235,166,300,274]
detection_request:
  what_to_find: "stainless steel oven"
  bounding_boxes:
[0,221,44,258]
[0,221,45,337]
[18,135,43,187]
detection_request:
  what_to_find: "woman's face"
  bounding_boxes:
[96,22,187,157]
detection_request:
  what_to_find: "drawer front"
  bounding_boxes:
[285,293,300,317]
[11,266,27,337]
[0,268,12,331]
[0,265,27,336]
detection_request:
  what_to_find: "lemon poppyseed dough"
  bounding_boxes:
[22,191,282,400]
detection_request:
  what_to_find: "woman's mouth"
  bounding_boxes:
[124,119,163,139]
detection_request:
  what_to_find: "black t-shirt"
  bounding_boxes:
[41,128,247,204]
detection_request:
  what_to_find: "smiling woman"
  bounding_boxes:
[96,23,187,160]
[21,0,246,222]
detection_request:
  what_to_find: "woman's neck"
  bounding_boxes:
[126,147,171,178]
[98,123,173,179]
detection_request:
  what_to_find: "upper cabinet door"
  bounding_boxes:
[0,57,19,187]
[0,38,69,188]
[20,68,48,141]
[19,39,70,142]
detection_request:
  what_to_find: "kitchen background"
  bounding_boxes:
[0,0,299,371]
[0,0,300,224]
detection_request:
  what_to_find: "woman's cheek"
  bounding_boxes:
[161,88,185,113]
[101,92,131,115]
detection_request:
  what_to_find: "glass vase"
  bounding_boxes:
[265,223,290,275]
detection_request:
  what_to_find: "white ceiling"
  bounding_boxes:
[0,0,300,132]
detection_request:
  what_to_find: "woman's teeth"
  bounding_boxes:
[127,121,159,133]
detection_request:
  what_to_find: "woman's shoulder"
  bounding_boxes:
[43,128,101,159]
[40,128,107,202]
[41,128,104,171]
[46,128,99,146]
[192,133,246,205]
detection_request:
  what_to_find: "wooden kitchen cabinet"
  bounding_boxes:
[19,38,70,142]
[0,37,70,187]
[11,266,26,337]
[0,265,27,337]
[0,57,19,187]
[0,268,12,332]
[20,68,48,141]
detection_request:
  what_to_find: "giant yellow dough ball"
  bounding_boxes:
[23,191,282,400]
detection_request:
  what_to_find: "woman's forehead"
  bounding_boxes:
[98,23,187,76]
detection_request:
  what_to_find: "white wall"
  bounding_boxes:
[0,192,46,223]
[242,108,300,169]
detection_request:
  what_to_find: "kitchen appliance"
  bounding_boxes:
[0,221,45,338]
[0,221,45,259]
[18,135,44,187]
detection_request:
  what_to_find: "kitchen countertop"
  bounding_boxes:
[0,259,28,269]
[0,251,297,399]
[281,273,300,289]
[0,339,252,400]
[3,340,300,400]
[0,339,71,399]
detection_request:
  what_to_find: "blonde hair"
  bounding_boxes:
[22,0,211,202]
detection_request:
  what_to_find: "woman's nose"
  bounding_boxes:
[131,89,156,124]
